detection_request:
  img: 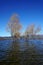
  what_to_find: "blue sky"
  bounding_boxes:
[0,0,43,36]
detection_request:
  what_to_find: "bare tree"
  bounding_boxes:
[25,24,35,35]
[24,24,41,37]
[34,26,41,34]
[6,14,22,38]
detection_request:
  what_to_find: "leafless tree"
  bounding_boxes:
[25,24,35,36]
[6,14,22,38]
[24,24,41,37]
[34,26,41,34]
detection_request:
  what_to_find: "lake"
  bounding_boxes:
[0,39,43,65]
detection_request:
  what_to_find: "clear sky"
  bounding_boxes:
[0,0,43,36]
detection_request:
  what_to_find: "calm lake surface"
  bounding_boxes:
[0,39,43,65]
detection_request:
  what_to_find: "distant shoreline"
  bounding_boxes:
[0,35,43,40]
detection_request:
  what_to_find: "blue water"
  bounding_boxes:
[0,39,43,62]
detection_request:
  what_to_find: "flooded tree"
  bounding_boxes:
[34,26,41,34]
[24,24,41,39]
[6,14,22,39]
